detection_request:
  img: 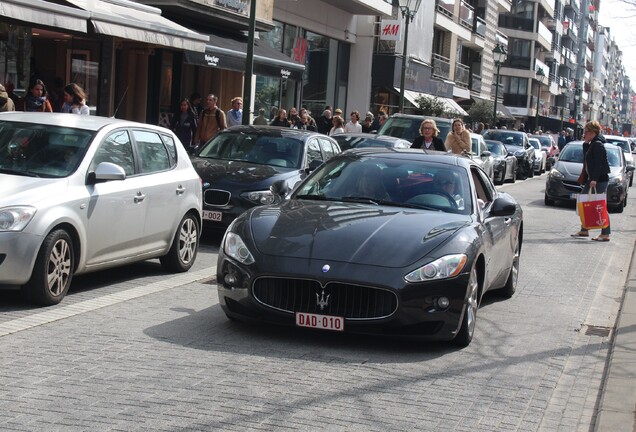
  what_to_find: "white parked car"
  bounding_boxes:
[0,113,202,305]
[469,133,495,180]
[605,135,635,186]
[528,137,547,174]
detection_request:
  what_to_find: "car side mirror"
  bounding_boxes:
[270,180,289,200]
[306,159,324,172]
[626,165,635,173]
[489,195,517,217]
[87,162,126,185]
[481,150,491,158]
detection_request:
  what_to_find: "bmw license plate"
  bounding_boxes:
[296,312,344,332]
[202,210,223,221]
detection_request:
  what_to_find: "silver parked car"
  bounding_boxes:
[0,113,203,305]
[470,133,495,181]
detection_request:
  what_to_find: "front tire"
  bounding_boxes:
[500,240,520,298]
[160,213,200,272]
[544,194,555,206]
[454,264,479,347]
[26,229,74,306]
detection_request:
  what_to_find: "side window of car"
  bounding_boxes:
[160,134,178,165]
[306,139,322,166]
[90,130,135,176]
[318,137,335,160]
[132,130,171,174]
[471,167,495,207]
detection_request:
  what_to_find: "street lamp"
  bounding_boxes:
[534,68,545,132]
[492,43,507,127]
[559,85,567,135]
[398,0,423,113]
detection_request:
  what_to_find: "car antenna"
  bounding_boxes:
[111,87,129,118]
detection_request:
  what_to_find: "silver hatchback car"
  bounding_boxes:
[0,113,202,305]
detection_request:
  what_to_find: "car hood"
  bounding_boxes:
[247,200,471,268]
[190,158,295,185]
[0,174,68,205]
[554,161,622,180]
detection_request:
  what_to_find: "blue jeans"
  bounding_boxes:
[580,181,610,235]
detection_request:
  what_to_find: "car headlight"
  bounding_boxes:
[548,168,565,179]
[0,206,37,231]
[223,232,255,265]
[240,190,275,205]
[609,175,623,184]
[404,254,467,283]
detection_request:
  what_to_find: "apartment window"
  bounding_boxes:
[506,77,528,95]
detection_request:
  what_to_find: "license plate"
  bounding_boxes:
[202,210,223,221]
[295,312,344,332]
[570,193,579,199]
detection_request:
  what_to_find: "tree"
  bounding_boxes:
[468,99,495,126]
[414,94,451,117]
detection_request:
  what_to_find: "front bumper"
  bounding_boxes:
[545,177,626,206]
[0,231,42,287]
[216,251,472,341]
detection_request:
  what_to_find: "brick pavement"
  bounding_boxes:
[0,177,634,431]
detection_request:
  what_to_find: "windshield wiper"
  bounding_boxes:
[341,196,381,205]
[0,168,40,177]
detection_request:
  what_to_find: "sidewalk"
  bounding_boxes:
[595,240,636,431]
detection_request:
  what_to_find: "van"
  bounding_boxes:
[377,114,453,143]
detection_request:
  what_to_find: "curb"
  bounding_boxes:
[595,238,636,431]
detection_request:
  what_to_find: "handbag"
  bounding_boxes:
[577,164,587,185]
[576,188,609,229]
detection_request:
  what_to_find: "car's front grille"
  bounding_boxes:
[563,181,583,193]
[204,189,231,206]
[253,277,398,320]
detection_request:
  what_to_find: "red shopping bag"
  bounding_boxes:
[576,191,609,230]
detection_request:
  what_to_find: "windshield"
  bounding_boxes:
[529,140,541,150]
[606,139,629,153]
[486,142,505,156]
[294,156,472,215]
[197,132,304,168]
[333,135,409,151]
[482,131,524,146]
[558,144,584,163]
[606,147,622,167]
[0,121,94,178]
[378,117,451,142]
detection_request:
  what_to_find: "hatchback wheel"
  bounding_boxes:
[454,264,479,347]
[160,213,200,272]
[26,229,74,306]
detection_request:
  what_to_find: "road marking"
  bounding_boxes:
[0,267,216,338]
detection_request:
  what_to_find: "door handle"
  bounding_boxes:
[176,185,186,195]
[134,192,146,203]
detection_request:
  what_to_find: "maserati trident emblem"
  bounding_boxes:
[316,289,330,311]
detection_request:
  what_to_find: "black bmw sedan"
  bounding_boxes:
[191,126,341,229]
[216,148,523,347]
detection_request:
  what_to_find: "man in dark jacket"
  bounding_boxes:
[316,109,333,135]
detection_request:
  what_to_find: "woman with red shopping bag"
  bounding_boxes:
[571,121,611,241]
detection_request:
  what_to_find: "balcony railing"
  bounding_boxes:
[506,55,532,70]
[459,0,474,30]
[470,73,482,93]
[474,16,486,37]
[436,0,453,19]
[503,93,528,107]
[432,53,451,80]
[455,62,470,88]
[498,15,533,32]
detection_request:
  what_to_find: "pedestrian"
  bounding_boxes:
[296,113,317,131]
[518,123,526,132]
[270,108,291,127]
[316,109,333,134]
[361,112,374,133]
[344,110,362,133]
[171,97,198,150]
[253,108,268,125]
[194,94,226,146]
[0,83,15,112]
[288,107,301,126]
[377,111,388,130]
[226,96,243,127]
[444,118,471,154]
[329,115,345,136]
[475,122,485,134]
[558,129,567,150]
[299,108,317,130]
[24,79,53,112]
[411,119,446,151]
[190,92,204,119]
[62,83,89,115]
[571,120,611,242]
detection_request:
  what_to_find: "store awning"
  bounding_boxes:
[496,104,514,119]
[1,0,89,33]
[396,88,468,116]
[184,32,305,81]
[64,0,208,52]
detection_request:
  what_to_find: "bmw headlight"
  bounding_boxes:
[548,168,565,179]
[0,206,36,231]
[223,232,255,265]
[404,254,467,283]
[241,190,275,205]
